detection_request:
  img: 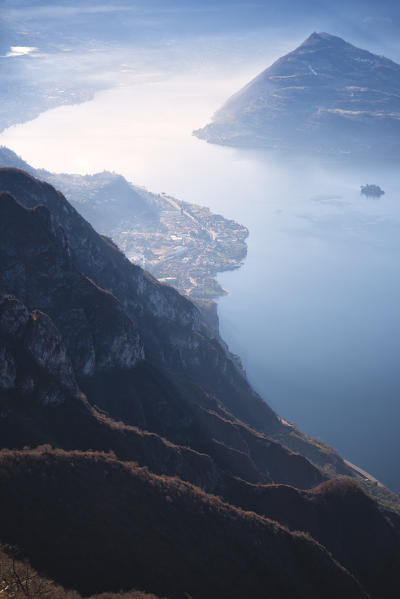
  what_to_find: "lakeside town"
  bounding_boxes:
[112,192,249,302]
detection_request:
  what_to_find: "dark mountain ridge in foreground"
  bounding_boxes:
[194,32,400,157]
[0,165,349,474]
[0,448,372,599]
[1,169,400,597]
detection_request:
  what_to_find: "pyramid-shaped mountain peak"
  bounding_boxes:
[294,31,361,56]
[304,32,346,44]
[194,33,400,158]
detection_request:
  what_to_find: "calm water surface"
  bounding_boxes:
[2,79,400,491]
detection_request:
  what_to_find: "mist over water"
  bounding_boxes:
[2,77,400,491]
[217,157,400,492]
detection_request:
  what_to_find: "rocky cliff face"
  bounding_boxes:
[0,184,325,490]
[0,292,321,495]
[0,295,80,406]
[0,191,143,377]
[0,155,363,478]
[0,169,369,482]
[194,32,400,157]
[0,168,283,437]
[0,294,221,491]
[0,295,399,598]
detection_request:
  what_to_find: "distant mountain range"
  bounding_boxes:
[194,32,400,157]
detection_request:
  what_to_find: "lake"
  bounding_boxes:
[2,76,400,491]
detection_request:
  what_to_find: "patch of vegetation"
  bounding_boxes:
[0,447,366,599]
[0,548,164,599]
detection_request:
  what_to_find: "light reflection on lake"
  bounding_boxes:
[1,77,400,491]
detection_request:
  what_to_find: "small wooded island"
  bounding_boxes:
[361,184,385,198]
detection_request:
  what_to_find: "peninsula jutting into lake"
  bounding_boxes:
[115,194,248,301]
[0,147,248,307]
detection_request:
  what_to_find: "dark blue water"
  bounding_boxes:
[217,154,400,491]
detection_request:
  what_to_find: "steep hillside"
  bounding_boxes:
[0,448,368,599]
[34,169,159,233]
[0,190,324,490]
[224,477,400,599]
[0,547,164,599]
[0,192,143,377]
[0,289,323,491]
[0,167,354,477]
[0,294,222,490]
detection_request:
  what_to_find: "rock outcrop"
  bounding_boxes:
[0,186,324,490]
[0,295,80,405]
[0,191,144,377]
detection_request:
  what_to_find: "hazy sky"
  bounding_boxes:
[2,0,400,74]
